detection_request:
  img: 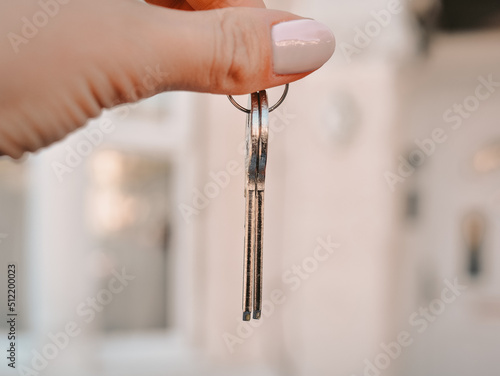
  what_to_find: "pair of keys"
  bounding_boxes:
[228,84,289,321]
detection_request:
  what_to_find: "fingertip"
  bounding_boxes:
[271,19,335,75]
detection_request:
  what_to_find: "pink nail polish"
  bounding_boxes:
[272,19,336,75]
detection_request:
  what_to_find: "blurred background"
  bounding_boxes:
[1,0,500,375]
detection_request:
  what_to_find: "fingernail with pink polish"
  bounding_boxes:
[272,19,336,75]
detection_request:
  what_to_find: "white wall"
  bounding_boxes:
[394,30,500,376]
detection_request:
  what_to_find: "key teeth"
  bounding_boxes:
[243,311,252,321]
[253,311,262,320]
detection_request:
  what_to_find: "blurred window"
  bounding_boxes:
[87,150,175,332]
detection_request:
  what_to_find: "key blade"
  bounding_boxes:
[253,91,269,319]
[242,92,260,320]
[243,188,256,320]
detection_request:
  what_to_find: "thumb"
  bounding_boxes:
[133,5,336,95]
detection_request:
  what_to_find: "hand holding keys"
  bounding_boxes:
[228,85,289,321]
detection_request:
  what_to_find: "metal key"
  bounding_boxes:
[253,91,269,320]
[242,92,260,321]
[228,85,289,321]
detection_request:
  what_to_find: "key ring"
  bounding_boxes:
[227,84,289,114]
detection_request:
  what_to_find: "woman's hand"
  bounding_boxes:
[0,0,335,158]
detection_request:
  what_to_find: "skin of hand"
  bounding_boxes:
[0,0,335,158]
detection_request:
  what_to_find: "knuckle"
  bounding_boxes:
[210,9,260,92]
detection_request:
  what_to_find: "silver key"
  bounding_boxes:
[253,91,269,320]
[242,92,260,321]
[228,85,289,321]
[242,91,269,321]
